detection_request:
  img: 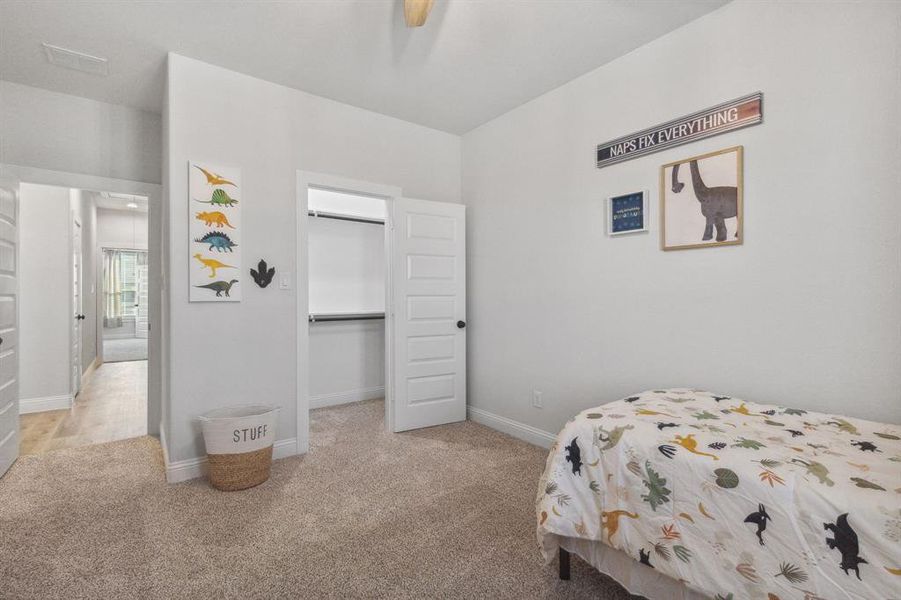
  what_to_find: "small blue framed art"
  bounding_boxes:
[606,190,649,236]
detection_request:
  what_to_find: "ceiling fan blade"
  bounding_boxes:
[404,0,434,27]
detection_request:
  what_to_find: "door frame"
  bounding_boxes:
[0,164,164,438]
[295,171,401,454]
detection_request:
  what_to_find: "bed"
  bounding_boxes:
[536,389,901,600]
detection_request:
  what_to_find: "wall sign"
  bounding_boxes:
[606,191,648,236]
[596,92,762,169]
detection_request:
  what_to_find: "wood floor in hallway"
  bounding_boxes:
[19,361,147,455]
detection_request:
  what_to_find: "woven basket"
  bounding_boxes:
[199,405,279,492]
[207,445,273,491]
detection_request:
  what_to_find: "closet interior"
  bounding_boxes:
[307,188,387,410]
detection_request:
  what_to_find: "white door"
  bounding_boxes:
[135,262,149,339]
[0,179,19,478]
[389,198,466,432]
[71,218,82,396]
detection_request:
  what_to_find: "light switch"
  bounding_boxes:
[279,274,291,290]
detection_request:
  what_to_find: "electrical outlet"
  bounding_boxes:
[532,390,543,409]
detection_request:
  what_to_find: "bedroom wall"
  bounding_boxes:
[19,183,71,404]
[462,0,901,432]
[97,207,149,250]
[165,53,461,464]
[0,81,162,184]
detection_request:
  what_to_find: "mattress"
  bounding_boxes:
[536,389,901,600]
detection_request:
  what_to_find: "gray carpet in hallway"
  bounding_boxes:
[0,400,638,599]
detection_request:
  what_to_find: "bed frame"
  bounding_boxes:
[558,548,570,580]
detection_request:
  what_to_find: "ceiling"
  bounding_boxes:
[0,0,728,134]
[94,192,149,213]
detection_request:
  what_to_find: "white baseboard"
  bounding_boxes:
[310,386,384,410]
[466,405,557,449]
[19,394,73,414]
[164,437,300,484]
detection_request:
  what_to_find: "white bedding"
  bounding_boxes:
[536,389,901,600]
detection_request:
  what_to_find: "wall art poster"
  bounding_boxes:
[607,191,648,235]
[660,146,743,251]
[189,162,242,301]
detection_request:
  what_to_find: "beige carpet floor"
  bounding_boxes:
[0,400,638,599]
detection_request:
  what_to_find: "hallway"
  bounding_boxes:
[19,362,147,455]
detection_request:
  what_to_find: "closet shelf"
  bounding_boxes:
[309,312,385,323]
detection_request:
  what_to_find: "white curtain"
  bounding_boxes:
[103,250,123,328]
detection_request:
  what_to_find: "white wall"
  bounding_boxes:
[97,207,149,250]
[165,54,461,463]
[309,321,385,407]
[19,183,70,401]
[462,0,901,431]
[0,81,162,184]
[308,217,385,314]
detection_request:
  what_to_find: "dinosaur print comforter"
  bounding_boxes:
[536,389,901,600]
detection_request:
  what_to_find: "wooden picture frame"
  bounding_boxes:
[660,146,743,251]
[606,190,649,236]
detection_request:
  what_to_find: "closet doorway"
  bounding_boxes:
[297,172,467,450]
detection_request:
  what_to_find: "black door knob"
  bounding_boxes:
[456,320,466,329]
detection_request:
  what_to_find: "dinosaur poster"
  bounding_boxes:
[189,162,242,301]
[660,146,743,251]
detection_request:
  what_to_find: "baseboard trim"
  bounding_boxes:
[19,394,73,414]
[164,438,300,484]
[466,405,557,449]
[310,386,384,410]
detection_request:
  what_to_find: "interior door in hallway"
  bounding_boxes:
[389,198,466,432]
[135,261,149,339]
[71,218,82,396]
[0,178,19,478]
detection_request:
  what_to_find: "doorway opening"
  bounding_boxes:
[305,185,390,427]
[18,183,150,454]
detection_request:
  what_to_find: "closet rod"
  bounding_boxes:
[309,312,385,323]
[307,210,385,225]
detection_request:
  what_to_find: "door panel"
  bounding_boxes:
[71,219,82,395]
[0,179,18,478]
[135,263,149,339]
[391,198,465,432]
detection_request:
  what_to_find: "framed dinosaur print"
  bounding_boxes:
[660,145,743,251]
[189,161,242,301]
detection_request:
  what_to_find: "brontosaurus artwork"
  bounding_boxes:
[671,159,738,242]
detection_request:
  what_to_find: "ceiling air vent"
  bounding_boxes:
[42,43,109,76]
